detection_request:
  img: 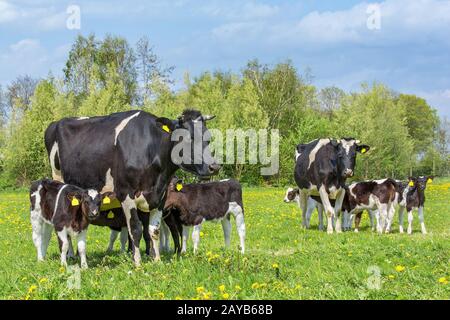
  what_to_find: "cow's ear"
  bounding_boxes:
[101,191,116,204]
[294,188,300,195]
[155,117,177,133]
[67,192,81,206]
[174,179,183,192]
[356,145,370,154]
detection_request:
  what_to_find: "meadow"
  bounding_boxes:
[0,180,448,300]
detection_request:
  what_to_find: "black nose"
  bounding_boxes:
[208,163,221,174]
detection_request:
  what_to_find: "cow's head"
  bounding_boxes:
[408,176,434,192]
[283,187,299,203]
[156,109,220,177]
[331,138,370,178]
[67,190,116,220]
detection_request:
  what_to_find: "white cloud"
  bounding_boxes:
[0,0,19,23]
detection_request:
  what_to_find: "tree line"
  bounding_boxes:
[0,34,448,189]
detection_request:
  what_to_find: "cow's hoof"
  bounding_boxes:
[81,263,88,269]
[354,229,359,233]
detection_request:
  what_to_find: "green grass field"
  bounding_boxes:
[0,180,449,300]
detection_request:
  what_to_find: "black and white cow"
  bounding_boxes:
[45,109,220,265]
[341,179,397,233]
[294,138,370,233]
[30,179,114,268]
[163,178,245,254]
[395,176,433,234]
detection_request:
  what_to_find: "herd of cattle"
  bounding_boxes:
[28,109,433,268]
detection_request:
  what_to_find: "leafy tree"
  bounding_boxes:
[318,86,345,119]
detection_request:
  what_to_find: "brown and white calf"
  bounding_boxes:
[29,179,114,268]
[342,179,397,233]
[394,176,433,234]
[163,178,245,254]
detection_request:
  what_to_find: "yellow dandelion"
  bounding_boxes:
[388,275,395,279]
[272,263,279,269]
[39,278,48,284]
[199,231,204,238]
[438,277,448,285]
[222,293,230,299]
[196,286,205,294]
[251,282,260,289]
[28,285,37,293]
[395,265,405,272]
[235,285,242,291]
[175,296,183,300]
[59,266,65,273]
[219,284,225,292]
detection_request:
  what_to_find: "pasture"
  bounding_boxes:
[0,180,448,300]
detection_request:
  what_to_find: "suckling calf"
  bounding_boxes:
[342,179,397,234]
[164,178,245,254]
[29,179,114,268]
[283,187,327,230]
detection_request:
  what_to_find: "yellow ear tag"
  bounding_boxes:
[409,181,414,187]
[427,178,433,184]
[361,148,367,154]
[176,183,183,191]
[71,198,79,206]
[103,196,111,204]
[107,211,114,219]
[162,125,170,133]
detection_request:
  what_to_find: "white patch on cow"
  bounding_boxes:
[135,193,150,212]
[53,184,68,219]
[374,178,387,184]
[295,149,301,161]
[228,202,246,254]
[341,139,356,155]
[308,139,330,170]
[114,112,141,145]
[31,185,45,261]
[49,142,64,182]
[100,168,114,193]
[149,209,162,261]
[220,179,230,182]
[283,187,298,203]
[77,117,89,120]
[318,185,336,234]
[88,189,99,200]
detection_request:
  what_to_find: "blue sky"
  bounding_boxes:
[1,0,449,118]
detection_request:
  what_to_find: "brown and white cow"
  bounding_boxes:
[342,179,397,233]
[163,178,245,254]
[29,179,114,268]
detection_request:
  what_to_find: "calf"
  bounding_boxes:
[294,138,370,234]
[396,176,433,234]
[29,179,114,268]
[164,178,245,254]
[342,179,397,234]
[283,187,326,230]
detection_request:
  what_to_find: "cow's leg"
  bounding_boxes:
[159,219,170,253]
[317,204,324,231]
[107,229,119,253]
[398,206,405,233]
[319,186,335,234]
[149,209,162,261]
[57,228,69,267]
[230,203,245,254]
[354,212,362,233]
[141,213,151,256]
[40,223,53,259]
[407,210,414,234]
[334,188,346,233]
[120,227,128,252]
[418,206,427,234]
[342,211,350,231]
[77,230,88,269]
[122,196,142,266]
[385,205,395,234]
[298,191,308,228]
[192,223,202,254]
[369,210,376,231]
[166,218,181,255]
[181,226,190,254]
[377,204,388,234]
[221,215,232,248]
[31,212,44,261]
[305,200,315,229]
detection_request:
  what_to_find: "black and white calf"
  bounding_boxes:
[341,179,397,234]
[29,179,114,268]
[294,138,370,233]
[164,178,245,254]
[396,176,433,234]
[283,187,326,230]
